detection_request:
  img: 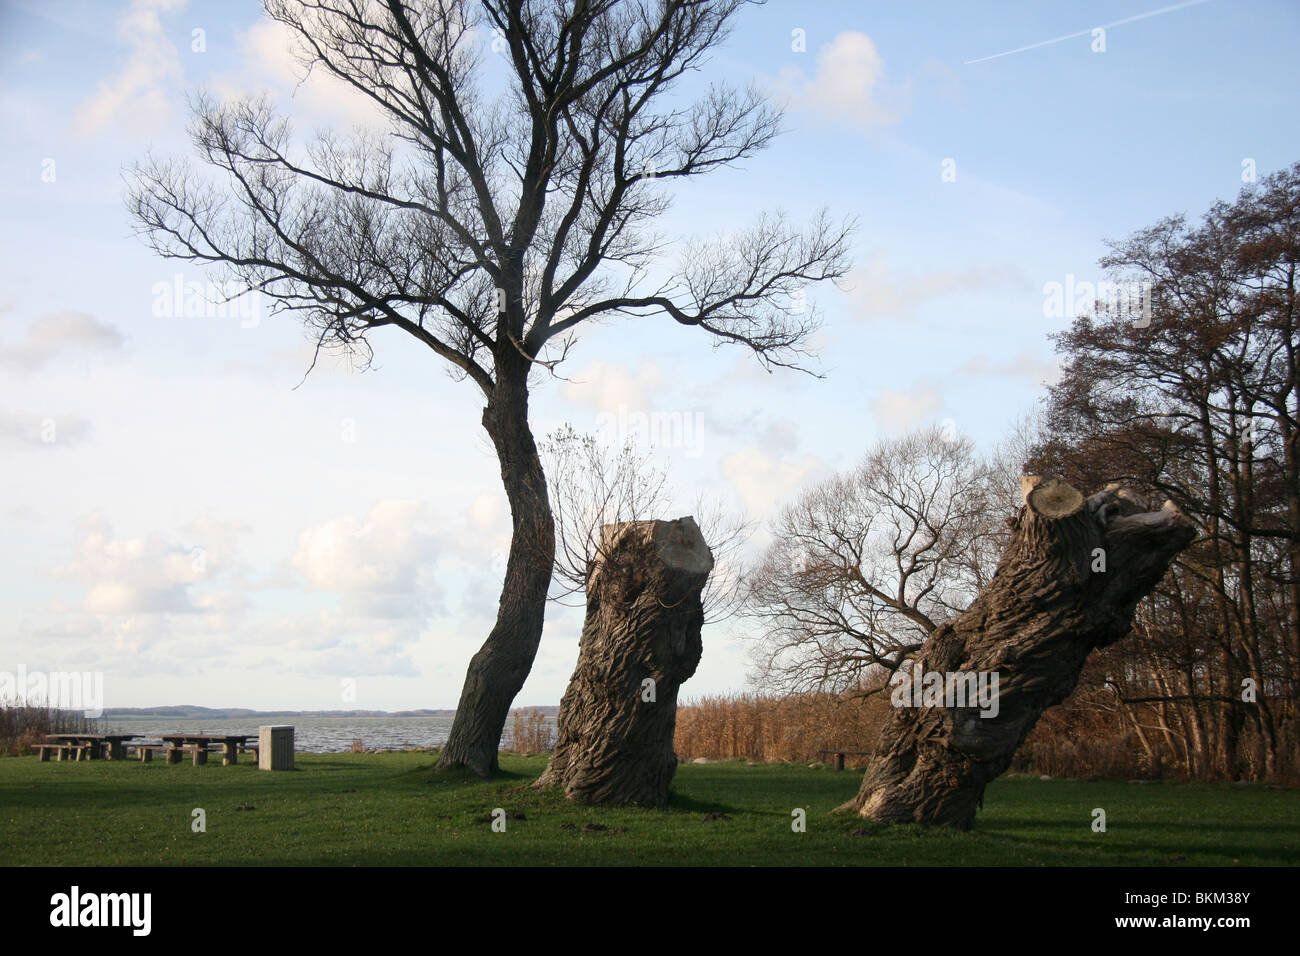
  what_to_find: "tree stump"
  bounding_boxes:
[839,478,1197,829]
[534,517,714,806]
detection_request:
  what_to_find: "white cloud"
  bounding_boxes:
[71,0,187,138]
[759,419,801,455]
[20,613,249,676]
[561,359,664,417]
[708,412,804,458]
[921,57,962,102]
[960,350,1063,387]
[774,32,896,130]
[290,498,443,617]
[0,311,124,370]
[871,383,944,432]
[51,513,247,617]
[253,609,424,678]
[467,492,503,531]
[720,445,820,517]
[30,507,429,679]
[211,19,388,128]
[846,260,1030,322]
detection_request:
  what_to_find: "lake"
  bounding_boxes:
[104,715,554,753]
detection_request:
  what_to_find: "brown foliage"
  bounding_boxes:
[0,701,99,755]
[674,684,1299,782]
[507,708,555,754]
[1035,163,1300,781]
[674,691,891,765]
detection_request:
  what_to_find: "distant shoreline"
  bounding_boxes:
[104,705,559,719]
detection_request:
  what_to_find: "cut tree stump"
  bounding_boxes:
[838,477,1197,830]
[534,516,714,806]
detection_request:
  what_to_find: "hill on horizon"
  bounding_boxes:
[103,704,560,719]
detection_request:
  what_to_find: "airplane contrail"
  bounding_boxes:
[964,0,1214,65]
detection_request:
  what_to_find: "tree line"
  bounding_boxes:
[746,164,1300,782]
[126,0,1295,784]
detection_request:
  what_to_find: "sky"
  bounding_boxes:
[1,0,1297,712]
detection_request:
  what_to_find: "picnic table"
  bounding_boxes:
[40,733,141,761]
[159,733,257,766]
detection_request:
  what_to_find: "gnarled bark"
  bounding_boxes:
[437,372,555,778]
[534,516,713,806]
[839,477,1197,829]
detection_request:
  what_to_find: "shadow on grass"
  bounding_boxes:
[984,818,1297,836]
[979,829,1296,864]
[666,791,741,815]
[424,765,536,793]
[977,820,1299,864]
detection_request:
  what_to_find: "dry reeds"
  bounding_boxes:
[0,699,100,755]
[671,687,1242,780]
[507,708,555,754]
[673,691,890,765]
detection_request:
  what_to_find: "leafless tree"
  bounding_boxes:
[542,424,671,602]
[126,0,853,776]
[1035,162,1300,778]
[745,426,1006,695]
[540,424,751,623]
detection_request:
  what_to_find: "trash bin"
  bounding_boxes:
[258,725,294,771]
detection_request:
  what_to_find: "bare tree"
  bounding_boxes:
[126,0,853,776]
[1034,163,1300,779]
[745,426,1006,695]
[541,425,672,603]
[540,424,750,622]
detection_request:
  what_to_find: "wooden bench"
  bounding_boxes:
[176,744,210,766]
[159,734,257,767]
[818,749,872,771]
[128,745,169,764]
[172,743,251,766]
[123,743,256,766]
[36,743,94,762]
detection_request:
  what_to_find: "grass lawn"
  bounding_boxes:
[1,753,1296,866]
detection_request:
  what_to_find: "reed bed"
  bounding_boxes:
[506,708,556,754]
[0,699,101,755]
[674,691,890,765]
[673,689,1226,780]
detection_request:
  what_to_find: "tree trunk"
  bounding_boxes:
[436,372,555,778]
[839,477,1197,829]
[534,517,713,806]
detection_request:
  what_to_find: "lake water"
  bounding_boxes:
[103,715,554,754]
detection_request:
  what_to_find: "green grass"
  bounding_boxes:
[1,753,1296,865]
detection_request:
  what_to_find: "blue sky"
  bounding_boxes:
[1,0,1297,711]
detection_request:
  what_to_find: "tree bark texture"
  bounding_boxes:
[437,372,555,778]
[840,477,1198,829]
[534,516,714,805]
